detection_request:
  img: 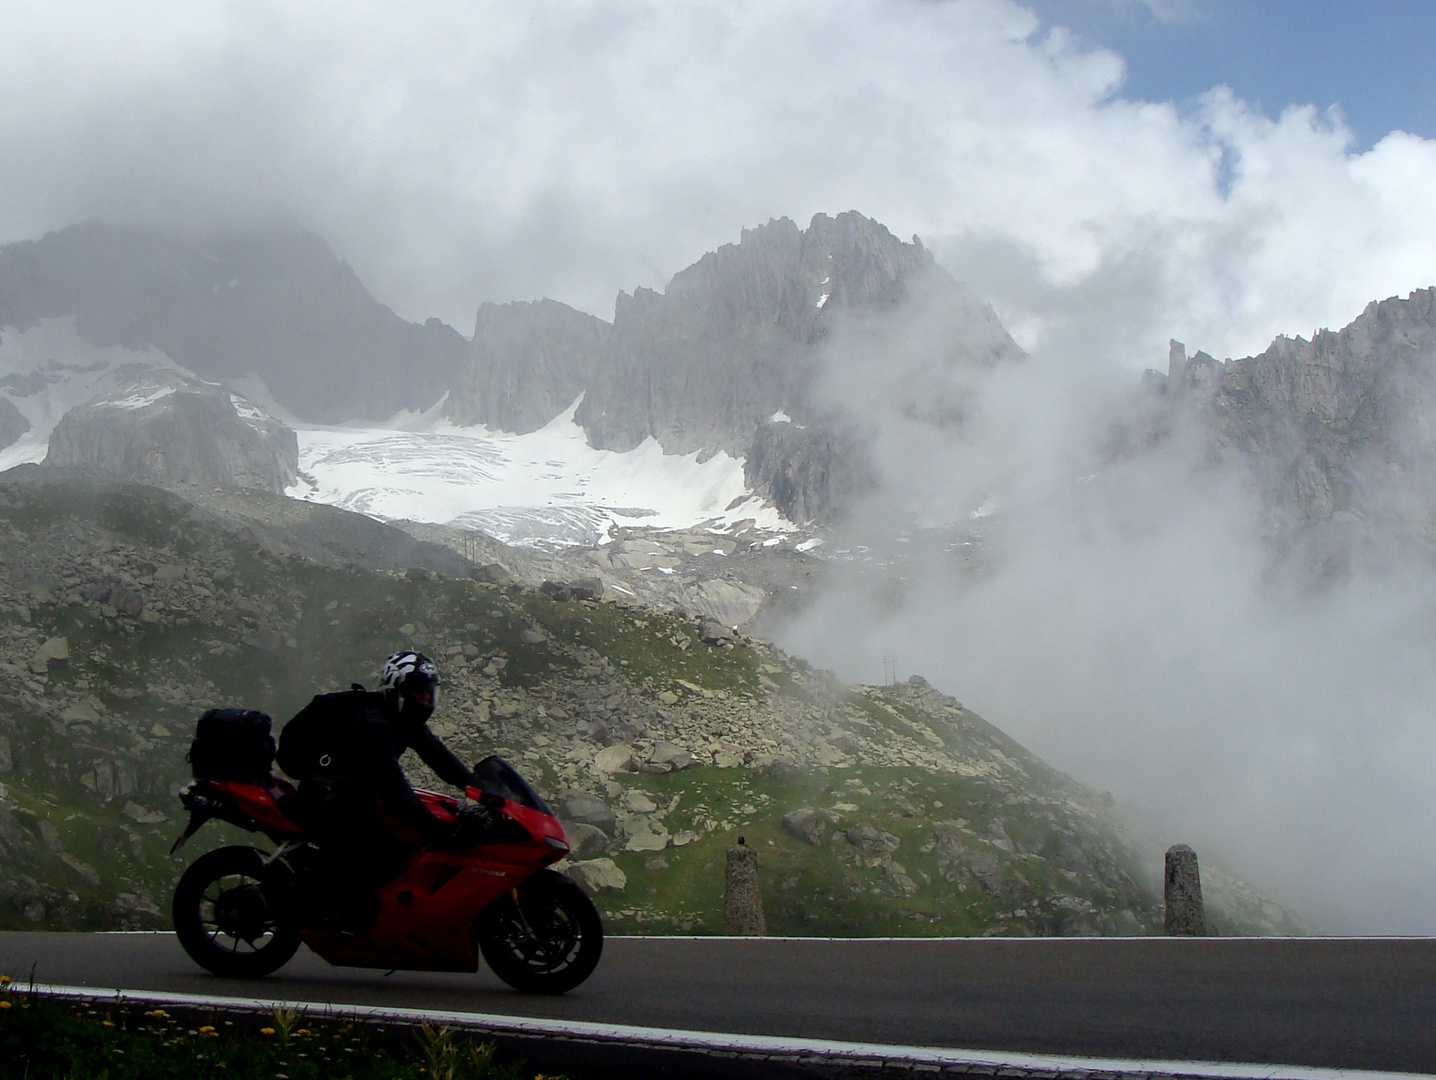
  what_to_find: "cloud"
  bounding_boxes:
[0,0,1431,356]
[773,279,1436,932]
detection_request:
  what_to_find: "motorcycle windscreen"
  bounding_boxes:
[471,755,554,815]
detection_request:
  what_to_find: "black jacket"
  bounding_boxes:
[278,690,473,840]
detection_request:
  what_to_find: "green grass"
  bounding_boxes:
[590,764,1157,937]
[0,984,555,1080]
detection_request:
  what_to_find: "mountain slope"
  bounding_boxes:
[444,212,1024,523]
[0,468,1296,936]
[0,221,467,424]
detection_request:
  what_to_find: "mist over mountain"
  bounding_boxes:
[1128,288,1436,581]
[0,221,467,424]
[447,212,1022,522]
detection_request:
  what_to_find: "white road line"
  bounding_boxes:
[16,982,1424,1080]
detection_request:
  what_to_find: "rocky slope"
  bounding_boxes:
[0,467,1298,936]
[443,212,1023,523]
[1133,288,1436,576]
[0,397,27,451]
[45,372,299,493]
[0,222,468,424]
[450,299,609,432]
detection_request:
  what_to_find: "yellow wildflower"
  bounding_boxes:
[0,1001,11,1010]
[260,1027,277,1036]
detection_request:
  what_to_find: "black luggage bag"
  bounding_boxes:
[188,708,277,782]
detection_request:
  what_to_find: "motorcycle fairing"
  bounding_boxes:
[302,788,571,973]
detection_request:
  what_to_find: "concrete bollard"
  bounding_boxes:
[724,836,766,936]
[1164,844,1206,936]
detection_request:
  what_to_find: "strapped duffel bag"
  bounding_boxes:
[187,708,276,782]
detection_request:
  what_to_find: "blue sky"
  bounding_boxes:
[1028,0,1436,148]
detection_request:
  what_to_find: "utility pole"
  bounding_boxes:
[882,655,896,686]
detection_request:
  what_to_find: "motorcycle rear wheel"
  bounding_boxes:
[476,869,603,994]
[173,845,301,978]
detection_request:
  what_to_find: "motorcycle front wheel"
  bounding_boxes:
[476,869,603,994]
[173,845,301,978]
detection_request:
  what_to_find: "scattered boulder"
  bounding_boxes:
[58,853,100,886]
[782,807,827,845]
[697,617,735,645]
[567,857,627,896]
[60,702,101,724]
[241,629,284,651]
[846,823,901,856]
[35,818,64,852]
[622,789,658,814]
[648,742,694,772]
[560,793,618,837]
[559,821,609,859]
[28,636,69,673]
[539,578,603,602]
[623,815,671,852]
[110,587,145,617]
[122,802,169,826]
[593,745,635,774]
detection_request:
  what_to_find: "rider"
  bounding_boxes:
[276,650,475,934]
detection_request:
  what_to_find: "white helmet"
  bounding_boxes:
[380,651,439,722]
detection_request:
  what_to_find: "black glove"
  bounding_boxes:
[438,804,497,849]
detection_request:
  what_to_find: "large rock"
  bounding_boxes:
[559,793,618,837]
[559,821,609,859]
[622,815,671,852]
[593,744,636,774]
[567,857,627,896]
[781,807,827,845]
[28,635,68,673]
[648,742,695,772]
[46,372,298,493]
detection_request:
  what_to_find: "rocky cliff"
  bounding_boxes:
[0,397,28,451]
[1136,288,1436,573]
[45,373,298,494]
[0,222,468,423]
[447,299,609,432]
[445,212,1022,522]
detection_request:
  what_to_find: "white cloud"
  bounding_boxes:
[1,0,1430,361]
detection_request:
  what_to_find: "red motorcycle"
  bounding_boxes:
[169,756,603,994]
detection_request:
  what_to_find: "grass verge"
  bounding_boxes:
[0,977,565,1080]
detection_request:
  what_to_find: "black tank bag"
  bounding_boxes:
[188,708,276,782]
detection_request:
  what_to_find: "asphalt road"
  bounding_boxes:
[0,932,1431,1074]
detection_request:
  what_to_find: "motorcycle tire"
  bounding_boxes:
[173,845,301,978]
[476,869,604,994]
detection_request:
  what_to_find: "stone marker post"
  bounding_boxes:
[1164,843,1206,936]
[724,836,766,935]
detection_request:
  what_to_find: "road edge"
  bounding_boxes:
[15,981,1423,1080]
